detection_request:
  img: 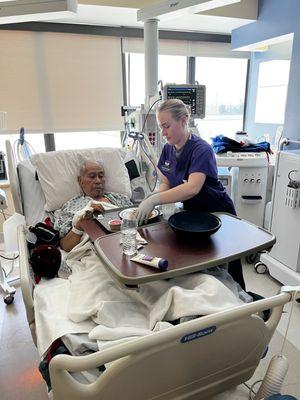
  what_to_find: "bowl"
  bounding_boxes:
[168,211,222,238]
[119,207,160,222]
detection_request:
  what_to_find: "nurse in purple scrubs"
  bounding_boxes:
[136,98,245,290]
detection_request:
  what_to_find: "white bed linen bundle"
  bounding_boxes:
[34,234,246,357]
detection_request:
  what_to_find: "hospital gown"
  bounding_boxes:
[52,193,132,238]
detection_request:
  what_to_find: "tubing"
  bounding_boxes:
[254,355,289,400]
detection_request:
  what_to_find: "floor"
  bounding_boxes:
[0,256,299,400]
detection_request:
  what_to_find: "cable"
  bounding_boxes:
[0,210,13,220]
[13,127,36,163]
[141,97,161,135]
[0,253,19,261]
[1,209,7,220]
[138,97,162,193]
[252,290,299,400]
[243,380,262,400]
[139,138,158,192]
[279,290,298,356]
[1,266,7,278]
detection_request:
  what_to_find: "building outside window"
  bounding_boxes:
[255,59,290,124]
[127,53,187,107]
[195,57,248,143]
[127,54,248,144]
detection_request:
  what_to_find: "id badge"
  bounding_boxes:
[161,160,172,173]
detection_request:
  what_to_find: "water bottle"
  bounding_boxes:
[121,210,137,256]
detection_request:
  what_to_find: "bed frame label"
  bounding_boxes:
[180,326,216,343]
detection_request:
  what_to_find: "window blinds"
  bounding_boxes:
[0,30,123,133]
[123,37,250,58]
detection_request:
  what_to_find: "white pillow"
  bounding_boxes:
[30,147,131,211]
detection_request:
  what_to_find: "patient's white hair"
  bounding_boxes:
[78,159,104,176]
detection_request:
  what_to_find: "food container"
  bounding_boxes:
[108,219,122,232]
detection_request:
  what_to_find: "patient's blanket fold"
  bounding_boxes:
[34,277,96,357]
[35,236,247,357]
[65,237,245,346]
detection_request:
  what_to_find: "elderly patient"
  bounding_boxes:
[53,160,132,251]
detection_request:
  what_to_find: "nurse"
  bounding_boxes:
[136,98,245,289]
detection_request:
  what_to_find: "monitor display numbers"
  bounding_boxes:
[166,87,197,115]
[163,84,206,119]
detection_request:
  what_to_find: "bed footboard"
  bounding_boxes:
[50,291,292,400]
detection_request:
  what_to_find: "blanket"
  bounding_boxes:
[34,234,247,357]
[64,237,246,353]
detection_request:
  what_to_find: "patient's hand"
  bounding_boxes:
[75,203,105,229]
[90,203,105,215]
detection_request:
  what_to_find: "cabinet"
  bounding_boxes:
[260,150,300,285]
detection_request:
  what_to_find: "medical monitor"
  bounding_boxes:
[163,83,206,119]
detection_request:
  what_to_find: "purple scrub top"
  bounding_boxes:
[158,134,236,214]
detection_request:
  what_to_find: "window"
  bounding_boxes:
[127,53,187,106]
[195,57,248,143]
[255,60,290,124]
[0,133,45,158]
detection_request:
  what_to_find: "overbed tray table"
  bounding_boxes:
[94,213,275,287]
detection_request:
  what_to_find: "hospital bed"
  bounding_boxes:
[5,141,295,400]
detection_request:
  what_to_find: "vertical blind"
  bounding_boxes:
[0,30,123,133]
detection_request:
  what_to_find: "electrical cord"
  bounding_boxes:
[279,290,298,355]
[141,97,161,135]
[1,266,7,278]
[243,380,263,400]
[13,127,36,163]
[1,209,7,220]
[1,256,18,279]
[0,210,13,220]
[0,253,19,261]
[139,138,158,192]
[246,289,299,400]
[139,97,162,192]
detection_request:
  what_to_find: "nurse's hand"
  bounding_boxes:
[136,193,161,225]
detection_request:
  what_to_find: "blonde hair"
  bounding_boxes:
[157,99,190,122]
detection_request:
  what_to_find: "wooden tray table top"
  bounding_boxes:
[93,213,275,286]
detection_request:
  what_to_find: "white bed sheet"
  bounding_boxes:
[34,235,248,358]
[34,277,97,357]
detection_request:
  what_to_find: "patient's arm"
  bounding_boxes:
[60,203,106,251]
[60,229,82,252]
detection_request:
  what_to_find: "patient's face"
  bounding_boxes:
[78,162,106,199]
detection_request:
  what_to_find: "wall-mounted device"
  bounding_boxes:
[0,152,7,181]
[163,83,206,119]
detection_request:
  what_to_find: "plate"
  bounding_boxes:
[168,211,221,238]
[119,207,160,221]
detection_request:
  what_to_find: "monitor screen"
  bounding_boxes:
[163,84,206,119]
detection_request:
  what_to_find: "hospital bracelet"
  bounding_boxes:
[71,226,84,236]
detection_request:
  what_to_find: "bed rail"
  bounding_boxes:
[17,224,36,344]
[50,291,291,400]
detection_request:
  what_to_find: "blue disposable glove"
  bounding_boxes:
[136,193,161,225]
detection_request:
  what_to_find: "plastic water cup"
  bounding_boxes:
[121,210,137,256]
